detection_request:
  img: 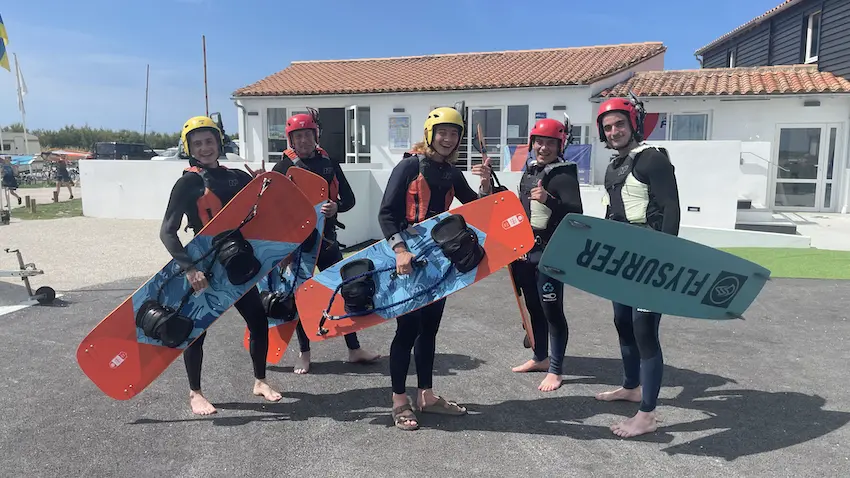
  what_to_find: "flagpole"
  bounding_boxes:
[202,35,209,117]
[143,63,149,142]
[13,53,28,156]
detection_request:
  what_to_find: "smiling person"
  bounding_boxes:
[594,96,681,438]
[269,111,381,374]
[159,115,283,415]
[508,118,583,392]
[377,106,493,431]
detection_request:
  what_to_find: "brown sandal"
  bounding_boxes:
[418,396,467,416]
[392,403,420,431]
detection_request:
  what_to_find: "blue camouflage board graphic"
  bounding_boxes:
[256,202,326,328]
[131,236,299,348]
[313,211,487,321]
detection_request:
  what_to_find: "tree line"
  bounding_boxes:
[1,123,239,151]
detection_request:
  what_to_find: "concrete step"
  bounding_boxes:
[735,220,798,235]
[737,208,776,223]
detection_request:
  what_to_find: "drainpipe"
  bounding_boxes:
[233,100,247,160]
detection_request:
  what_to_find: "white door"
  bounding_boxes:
[771,123,843,212]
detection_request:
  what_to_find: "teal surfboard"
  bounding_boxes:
[538,214,771,320]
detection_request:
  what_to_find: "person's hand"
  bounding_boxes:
[245,160,267,178]
[186,268,209,292]
[321,200,338,217]
[394,249,415,276]
[530,180,549,203]
[471,156,492,179]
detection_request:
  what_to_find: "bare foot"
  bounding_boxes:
[538,373,563,392]
[511,358,549,373]
[595,386,641,403]
[348,347,381,364]
[294,351,310,374]
[252,380,282,402]
[611,411,658,438]
[189,390,217,415]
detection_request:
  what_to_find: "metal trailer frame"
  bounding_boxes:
[1,248,56,304]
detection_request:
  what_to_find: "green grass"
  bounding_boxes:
[11,198,83,220]
[720,247,850,280]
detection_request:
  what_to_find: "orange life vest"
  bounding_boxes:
[283,147,340,202]
[404,153,455,224]
[183,165,242,227]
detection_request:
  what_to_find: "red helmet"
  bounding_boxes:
[529,118,568,152]
[596,97,644,143]
[285,113,320,142]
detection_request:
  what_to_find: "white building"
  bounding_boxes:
[231,43,850,218]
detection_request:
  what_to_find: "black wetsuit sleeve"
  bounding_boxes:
[378,157,419,240]
[271,157,294,175]
[451,168,481,204]
[159,174,201,270]
[333,163,356,213]
[544,172,584,216]
[634,150,681,236]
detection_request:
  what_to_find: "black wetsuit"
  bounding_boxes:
[510,156,583,375]
[378,154,484,395]
[159,165,269,391]
[603,144,680,413]
[272,152,363,352]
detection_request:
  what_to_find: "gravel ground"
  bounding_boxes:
[1,214,191,305]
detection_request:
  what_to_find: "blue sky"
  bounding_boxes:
[0,0,782,135]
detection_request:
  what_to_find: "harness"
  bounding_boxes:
[403,152,455,224]
[183,165,243,228]
[603,143,669,231]
[518,154,576,246]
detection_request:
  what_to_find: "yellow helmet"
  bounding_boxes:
[181,115,223,156]
[424,107,465,147]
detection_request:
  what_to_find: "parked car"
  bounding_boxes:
[87,142,158,160]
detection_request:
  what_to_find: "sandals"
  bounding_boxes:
[417,396,467,416]
[392,403,420,431]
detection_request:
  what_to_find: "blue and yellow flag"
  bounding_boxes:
[0,14,9,72]
[0,14,8,44]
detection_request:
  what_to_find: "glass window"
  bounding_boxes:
[506,105,529,146]
[267,108,288,155]
[670,114,708,140]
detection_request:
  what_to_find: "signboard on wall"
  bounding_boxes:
[388,115,411,150]
[535,112,547,119]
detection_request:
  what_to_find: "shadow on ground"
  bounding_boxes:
[129,355,850,462]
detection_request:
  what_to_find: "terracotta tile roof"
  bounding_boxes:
[694,0,802,55]
[233,42,666,97]
[595,65,850,98]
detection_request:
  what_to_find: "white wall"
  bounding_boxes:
[739,141,772,208]
[80,139,742,247]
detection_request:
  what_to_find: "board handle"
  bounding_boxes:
[567,218,591,229]
[541,265,565,275]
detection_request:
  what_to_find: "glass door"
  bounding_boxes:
[772,124,842,212]
[468,107,503,171]
[345,105,358,164]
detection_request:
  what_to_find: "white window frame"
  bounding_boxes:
[805,11,821,64]
[345,105,371,164]
[668,112,711,141]
[728,49,736,68]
